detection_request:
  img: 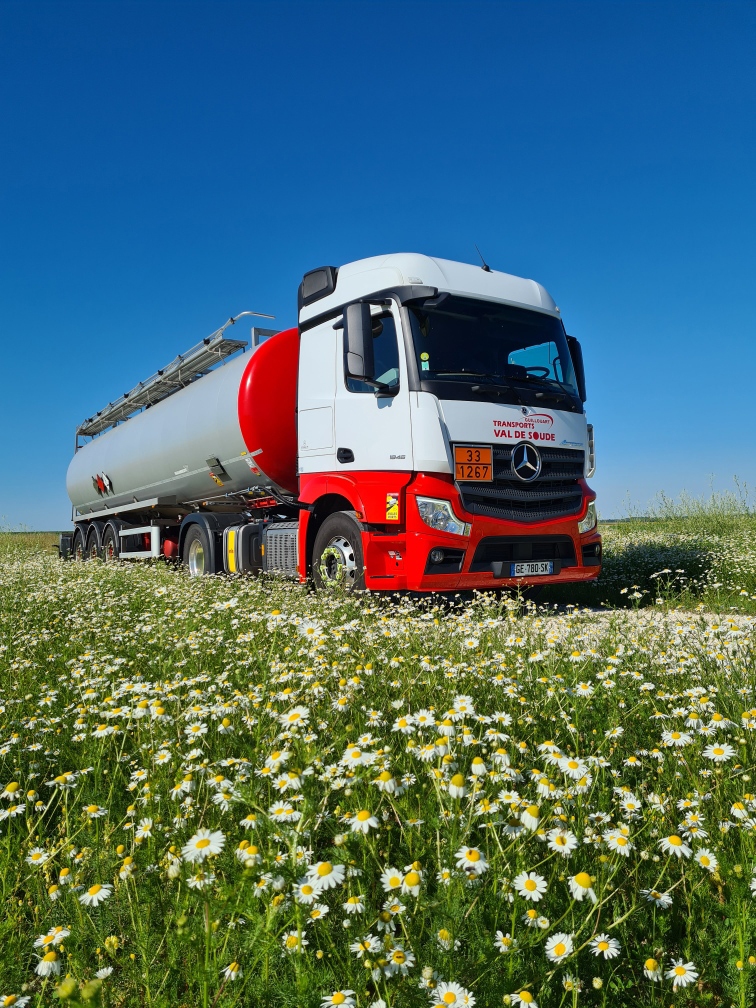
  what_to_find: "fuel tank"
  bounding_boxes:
[67,327,299,513]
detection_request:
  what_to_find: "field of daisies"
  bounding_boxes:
[1,518,756,1008]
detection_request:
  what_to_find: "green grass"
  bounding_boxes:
[0,511,755,1008]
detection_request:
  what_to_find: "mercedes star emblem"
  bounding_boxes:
[511,442,541,481]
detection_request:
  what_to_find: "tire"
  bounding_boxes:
[312,512,366,591]
[72,527,87,561]
[86,526,102,561]
[102,526,120,562]
[182,524,220,577]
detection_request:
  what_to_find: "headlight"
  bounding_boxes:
[416,496,471,536]
[578,501,597,534]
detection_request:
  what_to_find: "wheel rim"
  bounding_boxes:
[188,538,206,576]
[88,542,99,560]
[104,538,117,561]
[319,535,358,585]
[74,537,85,561]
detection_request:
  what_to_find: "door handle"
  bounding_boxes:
[337,448,354,463]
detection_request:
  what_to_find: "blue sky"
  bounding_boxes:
[1,0,754,528]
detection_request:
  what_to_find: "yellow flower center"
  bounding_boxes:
[350,749,361,759]
[196,838,211,849]
[439,929,451,941]
[524,879,537,891]
[450,774,465,787]
[404,871,420,887]
[42,951,57,962]
[668,835,682,846]
[332,996,346,1006]
[356,810,371,821]
[388,875,401,888]
[466,850,481,862]
[88,884,102,896]
[645,958,658,971]
[616,837,627,847]
[286,936,298,948]
[519,995,533,1005]
[5,783,19,793]
[302,885,313,895]
[674,966,686,976]
[443,995,456,1005]
[392,951,406,963]
[598,941,609,951]
[554,943,566,956]
[714,748,724,755]
[574,872,592,889]
[378,771,392,782]
[700,855,710,866]
[317,862,333,877]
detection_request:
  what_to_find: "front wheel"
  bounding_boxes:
[312,512,366,591]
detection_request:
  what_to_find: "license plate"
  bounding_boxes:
[454,444,493,482]
[510,561,554,577]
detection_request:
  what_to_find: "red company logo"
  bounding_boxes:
[493,411,556,442]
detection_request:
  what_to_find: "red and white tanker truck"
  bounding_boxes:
[62,253,601,591]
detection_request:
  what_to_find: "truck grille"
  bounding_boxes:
[458,446,584,523]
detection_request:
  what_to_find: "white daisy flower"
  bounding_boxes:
[181,829,225,863]
[78,883,113,907]
[494,931,518,953]
[348,810,379,834]
[658,834,691,858]
[590,933,621,959]
[293,878,321,904]
[343,894,365,914]
[544,932,573,962]
[513,871,548,901]
[665,959,699,989]
[35,951,61,976]
[307,861,345,890]
[454,846,488,875]
[320,991,356,1007]
[380,867,404,892]
[430,980,475,1005]
[568,871,597,903]
[643,956,662,980]
[695,848,718,872]
[282,929,308,954]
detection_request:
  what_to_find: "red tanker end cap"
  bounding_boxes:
[237,327,299,495]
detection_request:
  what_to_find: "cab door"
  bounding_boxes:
[332,302,414,475]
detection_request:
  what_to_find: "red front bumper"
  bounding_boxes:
[363,472,601,593]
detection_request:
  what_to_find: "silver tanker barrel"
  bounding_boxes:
[67,325,288,518]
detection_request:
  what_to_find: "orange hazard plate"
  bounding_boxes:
[454,444,493,481]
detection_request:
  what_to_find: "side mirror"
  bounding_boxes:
[344,302,375,381]
[566,335,586,402]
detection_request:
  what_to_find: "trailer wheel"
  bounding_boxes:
[182,524,220,577]
[312,512,366,591]
[102,526,120,562]
[72,527,87,561]
[86,526,102,560]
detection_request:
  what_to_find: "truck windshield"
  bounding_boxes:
[407,295,578,397]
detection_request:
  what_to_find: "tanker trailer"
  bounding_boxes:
[63,253,601,591]
[63,315,304,575]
